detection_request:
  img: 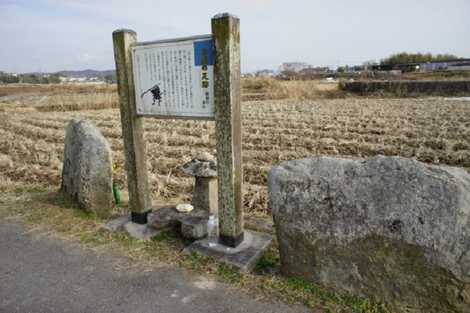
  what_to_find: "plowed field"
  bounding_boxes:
[1,89,469,215]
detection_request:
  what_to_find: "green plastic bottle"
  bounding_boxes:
[112,182,121,206]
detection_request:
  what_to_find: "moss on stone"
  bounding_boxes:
[278,232,469,313]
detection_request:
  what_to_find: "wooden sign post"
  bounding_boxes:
[212,13,244,247]
[113,13,271,270]
[112,29,152,224]
[112,14,255,251]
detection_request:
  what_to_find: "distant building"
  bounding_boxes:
[279,62,312,73]
[59,76,106,83]
[419,59,470,72]
[299,67,330,75]
[255,69,276,77]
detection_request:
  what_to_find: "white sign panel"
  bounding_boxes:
[132,35,214,118]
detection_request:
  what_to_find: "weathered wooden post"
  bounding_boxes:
[186,13,271,272]
[112,29,152,224]
[212,13,244,247]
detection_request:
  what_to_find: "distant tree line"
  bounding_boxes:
[0,72,61,84]
[380,52,460,66]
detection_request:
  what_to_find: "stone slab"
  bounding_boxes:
[180,216,208,240]
[124,222,162,240]
[147,205,181,229]
[148,206,210,240]
[101,216,161,241]
[101,216,130,232]
[184,230,272,272]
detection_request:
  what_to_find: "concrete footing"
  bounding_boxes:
[101,216,129,232]
[101,216,161,240]
[124,222,161,240]
[184,230,272,272]
[103,215,273,271]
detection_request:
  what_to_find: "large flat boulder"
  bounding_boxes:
[268,156,470,313]
[61,119,113,218]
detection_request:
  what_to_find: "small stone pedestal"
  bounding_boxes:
[192,177,218,215]
[182,153,218,215]
[184,230,272,272]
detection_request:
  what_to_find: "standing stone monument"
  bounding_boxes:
[268,156,470,313]
[61,119,113,218]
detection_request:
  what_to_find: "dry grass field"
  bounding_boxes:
[1,82,469,216]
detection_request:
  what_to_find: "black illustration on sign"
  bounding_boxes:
[141,84,162,105]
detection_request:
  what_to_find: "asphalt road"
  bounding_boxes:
[0,222,310,313]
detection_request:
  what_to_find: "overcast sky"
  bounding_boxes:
[1,0,469,73]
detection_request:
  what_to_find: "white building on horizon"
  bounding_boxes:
[279,62,312,73]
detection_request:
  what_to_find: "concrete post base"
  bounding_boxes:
[184,230,272,272]
[101,215,162,241]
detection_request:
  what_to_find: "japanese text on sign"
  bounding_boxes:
[132,36,214,118]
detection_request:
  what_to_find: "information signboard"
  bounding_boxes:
[132,35,214,118]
